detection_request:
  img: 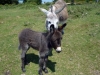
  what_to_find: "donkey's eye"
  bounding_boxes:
[48,21,51,24]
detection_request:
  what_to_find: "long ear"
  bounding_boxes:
[55,4,66,14]
[46,25,55,41]
[50,5,53,12]
[58,23,67,31]
[39,7,49,15]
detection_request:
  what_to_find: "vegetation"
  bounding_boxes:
[0,0,18,5]
[0,3,100,75]
[53,0,100,4]
[0,0,41,5]
[26,0,41,5]
[1,0,99,5]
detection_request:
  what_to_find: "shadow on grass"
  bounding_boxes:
[25,53,56,72]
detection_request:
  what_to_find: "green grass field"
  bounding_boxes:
[0,3,100,75]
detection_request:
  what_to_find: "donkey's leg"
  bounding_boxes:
[21,50,27,72]
[38,57,44,75]
[24,46,30,65]
[43,55,48,73]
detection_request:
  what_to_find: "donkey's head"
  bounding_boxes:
[49,24,66,53]
[39,4,66,31]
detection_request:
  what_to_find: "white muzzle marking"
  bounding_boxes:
[56,47,61,52]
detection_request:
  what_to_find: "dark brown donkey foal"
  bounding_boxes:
[18,24,66,75]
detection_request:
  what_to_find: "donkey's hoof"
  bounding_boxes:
[44,69,48,73]
[22,68,26,72]
[43,68,48,73]
[38,72,43,75]
[38,70,43,75]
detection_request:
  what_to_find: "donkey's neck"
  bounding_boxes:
[42,31,53,41]
[42,32,53,49]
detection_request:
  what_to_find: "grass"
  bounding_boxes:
[0,3,100,75]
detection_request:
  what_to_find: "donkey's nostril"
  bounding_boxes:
[56,51,61,53]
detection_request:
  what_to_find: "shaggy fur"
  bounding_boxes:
[18,24,66,75]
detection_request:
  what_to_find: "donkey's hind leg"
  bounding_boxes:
[21,50,27,72]
[21,44,29,72]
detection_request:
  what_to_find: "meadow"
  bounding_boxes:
[0,3,100,75]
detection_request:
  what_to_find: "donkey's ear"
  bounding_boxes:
[49,5,54,13]
[50,25,55,33]
[39,7,49,15]
[58,23,67,31]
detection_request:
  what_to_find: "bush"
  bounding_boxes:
[0,0,18,5]
[0,0,41,5]
[26,0,41,5]
[45,2,52,6]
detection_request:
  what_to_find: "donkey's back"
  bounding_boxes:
[19,28,44,50]
[54,0,68,23]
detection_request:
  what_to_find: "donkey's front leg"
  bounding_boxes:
[43,55,48,73]
[38,57,44,75]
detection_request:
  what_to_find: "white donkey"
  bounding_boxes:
[39,0,68,31]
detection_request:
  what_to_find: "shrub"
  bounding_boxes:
[0,0,18,5]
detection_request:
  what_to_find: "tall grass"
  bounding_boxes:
[0,3,100,75]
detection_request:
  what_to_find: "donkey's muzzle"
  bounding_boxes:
[56,47,61,53]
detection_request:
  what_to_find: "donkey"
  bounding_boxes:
[18,24,66,75]
[39,0,68,31]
